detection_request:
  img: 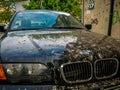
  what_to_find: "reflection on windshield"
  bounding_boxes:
[10,11,85,30]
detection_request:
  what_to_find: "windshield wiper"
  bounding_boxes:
[53,27,84,29]
[19,28,41,30]
[21,27,55,30]
[10,27,84,31]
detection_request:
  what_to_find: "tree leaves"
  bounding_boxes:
[0,0,26,22]
[23,0,82,19]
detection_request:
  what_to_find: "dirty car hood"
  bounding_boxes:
[0,30,78,63]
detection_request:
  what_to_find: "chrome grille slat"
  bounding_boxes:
[60,58,119,84]
[60,61,93,84]
[94,58,119,80]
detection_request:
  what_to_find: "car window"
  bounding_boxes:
[9,11,85,30]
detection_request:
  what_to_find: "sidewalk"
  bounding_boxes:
[15,0,30,11]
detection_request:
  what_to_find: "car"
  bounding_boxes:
[0,10,120,90]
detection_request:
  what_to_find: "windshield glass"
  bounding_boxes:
[10,11,85,30]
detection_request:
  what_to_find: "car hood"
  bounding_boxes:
[1,30,79,63]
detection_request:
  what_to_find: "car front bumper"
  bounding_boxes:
[0,78,120,90]
[1,84,120,90]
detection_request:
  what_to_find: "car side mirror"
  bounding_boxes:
[85,24,92,30]
[0,23,5,32]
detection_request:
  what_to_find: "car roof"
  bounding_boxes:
[17,10,71,16]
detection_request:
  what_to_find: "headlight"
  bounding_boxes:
[3,63,50,83]
[4,64,23,76]
[24,64,47,75]
[3,63,48,76]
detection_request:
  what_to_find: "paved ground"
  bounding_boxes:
[16,0,29,11]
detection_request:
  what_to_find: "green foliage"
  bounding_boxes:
[44,0,82,19]
[23,1,40,10]
[0,10,13,23]
[0,0,26,22]
[0,0,26,7]
[23,0,82,19]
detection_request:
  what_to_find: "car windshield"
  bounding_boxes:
[10,11,85,30]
